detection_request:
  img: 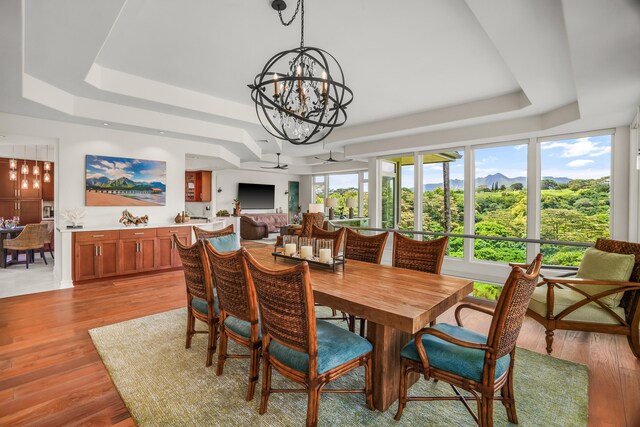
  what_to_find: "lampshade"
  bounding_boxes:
[346,198,357,208]
[326,198,338,208]
[309,203,324,213]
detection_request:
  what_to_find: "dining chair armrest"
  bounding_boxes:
[508,262,529,269]
[454,303,494,327]
[414,327,491,379]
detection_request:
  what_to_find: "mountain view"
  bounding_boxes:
[86,176,166,192]
[421,173,571,191]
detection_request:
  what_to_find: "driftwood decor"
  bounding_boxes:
[119,210,149,226]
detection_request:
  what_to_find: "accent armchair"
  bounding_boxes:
[527,238,640,358]
[395,254,543,426]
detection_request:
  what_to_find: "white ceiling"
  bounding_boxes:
[0,0,639,170]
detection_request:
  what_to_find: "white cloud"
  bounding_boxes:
[99,159,115,168]
[540,137,610,158]
[114,161,131,169]
[567,159,595,168]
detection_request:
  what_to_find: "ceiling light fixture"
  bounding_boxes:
[249,0,352,145]
[260,153,289,170]
[103,122,110,126]
[314,150,353,163]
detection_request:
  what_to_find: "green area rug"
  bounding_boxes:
[89,308,588,426]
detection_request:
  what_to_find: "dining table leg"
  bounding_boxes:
[366,321,417,411]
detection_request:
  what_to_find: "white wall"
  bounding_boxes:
[215,169,300,215]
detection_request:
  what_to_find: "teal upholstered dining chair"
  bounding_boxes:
[395,253,543,427]
[205,243,261,401]
[173,236,219,367]
[243,250,374,427]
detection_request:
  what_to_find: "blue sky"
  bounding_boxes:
[86,155,166,183]
[400,135,611,186]
[328,173,359,190]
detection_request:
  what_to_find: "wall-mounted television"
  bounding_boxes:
[238,183,275,209]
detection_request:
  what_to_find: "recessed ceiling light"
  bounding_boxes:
[158,131,165,135]
[103,122,110,126]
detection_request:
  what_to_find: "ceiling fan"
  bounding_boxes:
[314,150,353,163]
[261,153,288,170]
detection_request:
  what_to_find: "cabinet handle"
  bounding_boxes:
[169,230,179,233]
[134,232,144,235]
[135,242,139,252]
[99,246,102,256]
[95,245,98,257]
[93,234,105,238]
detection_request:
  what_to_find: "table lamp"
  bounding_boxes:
[346,198,357,218]
[326,198,338,220]
[309,203,324,214]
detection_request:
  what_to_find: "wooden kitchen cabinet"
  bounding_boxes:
[185,171,212,202]
[73,231,120,281]
[0,157,52,225]
[72,225,196,282]
[156,227,191,269]
[17,200,42,225]
[119,229,157,274]
[0,159,17,198]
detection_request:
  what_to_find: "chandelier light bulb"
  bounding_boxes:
[33,164,40,176]
[21,163,29,175]
[44,161,51,171]
[9,170,17,181]
[9,158,17,170]
[21,178,28,189]
[33,178,40,189]
[44,171,51,183]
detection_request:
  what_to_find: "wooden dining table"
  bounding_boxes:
[0,226,24,268]
[245,244,474,412]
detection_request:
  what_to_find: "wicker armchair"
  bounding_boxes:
[3,223,48,269]
[527,238,640,358]
[40,221,54,259]
[310,225,344,256]
[204,243,261,400]
[275,213,325,247]
[243,251,373,427]
[395,254,543,426]
[193,224,234,240]
[344,228,389,334]
[343,228,389,265]
[174,236,219,367]
[392,232,448,274]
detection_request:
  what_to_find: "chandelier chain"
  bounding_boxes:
[278,0,304,48]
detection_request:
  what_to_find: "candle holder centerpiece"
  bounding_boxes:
[273,236,345,271]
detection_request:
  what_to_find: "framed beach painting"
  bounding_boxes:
[85,155,166,206]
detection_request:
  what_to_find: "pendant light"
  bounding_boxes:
[20,146,29,176]
[9,145,17,170]
[32,145,40,176]
[21,146,28,189]
[32,145,40,189]
[43,144,51,183]
[9,146,17,181]
[44,144,51,173]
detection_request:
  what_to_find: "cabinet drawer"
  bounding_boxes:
[156,227,190,237]
[119,228,157,239]
[75,230,120,243]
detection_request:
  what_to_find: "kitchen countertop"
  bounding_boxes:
[56,220,223,233]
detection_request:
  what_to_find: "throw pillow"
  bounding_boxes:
[574,247,635,308]
[207,233,241,253]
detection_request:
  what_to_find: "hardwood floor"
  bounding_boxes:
[1,270,638,426]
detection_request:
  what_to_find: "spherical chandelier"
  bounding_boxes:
[249,0,353,145]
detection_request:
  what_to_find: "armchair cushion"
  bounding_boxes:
[207,233,241,252]
[224,315,261,339]
[575,247,634,308]
[400,323,510,383]
[268,319,372,374]
[529,285,626,325]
